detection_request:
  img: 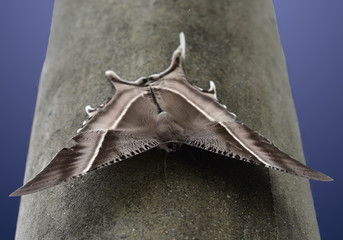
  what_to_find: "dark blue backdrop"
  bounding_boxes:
[1,1,341,239]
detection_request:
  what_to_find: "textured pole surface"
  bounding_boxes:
[16,0,320,239]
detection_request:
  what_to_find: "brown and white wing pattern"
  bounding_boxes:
[10,130,161,196]
[11,32,332,197]
[11,74,162,196]
[80,72,158,132]
[185,122,332,181]
[153,77,332,181]
[151,33,332,182]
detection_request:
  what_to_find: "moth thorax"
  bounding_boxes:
[156,112,185,142]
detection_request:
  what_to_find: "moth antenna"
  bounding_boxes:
[179,32,186,61]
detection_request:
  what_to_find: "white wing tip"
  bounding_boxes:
[208,81,216,91]
[179,32,186,60]
[105,70,118,79]
[105,70,127,84]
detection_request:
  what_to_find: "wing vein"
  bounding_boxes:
[82,130,107,173]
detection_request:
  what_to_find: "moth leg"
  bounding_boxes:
[164,151,170,188]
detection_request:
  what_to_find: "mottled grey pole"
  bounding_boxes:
[15,0,320,239]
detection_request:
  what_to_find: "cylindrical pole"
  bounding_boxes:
[16,0,320,239]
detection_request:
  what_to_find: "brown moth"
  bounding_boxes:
[11,33,332,196]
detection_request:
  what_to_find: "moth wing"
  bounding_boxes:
[11,70,165,196]
[10,130,161,196]
[150,35,331,181]
[185,121,332,181]
[153,78,332,181]
[81,72,158,132]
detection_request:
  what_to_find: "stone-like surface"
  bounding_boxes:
[16,0,320,239]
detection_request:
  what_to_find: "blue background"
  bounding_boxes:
[0,1,342,239]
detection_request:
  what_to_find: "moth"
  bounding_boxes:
[11,33,332,196]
